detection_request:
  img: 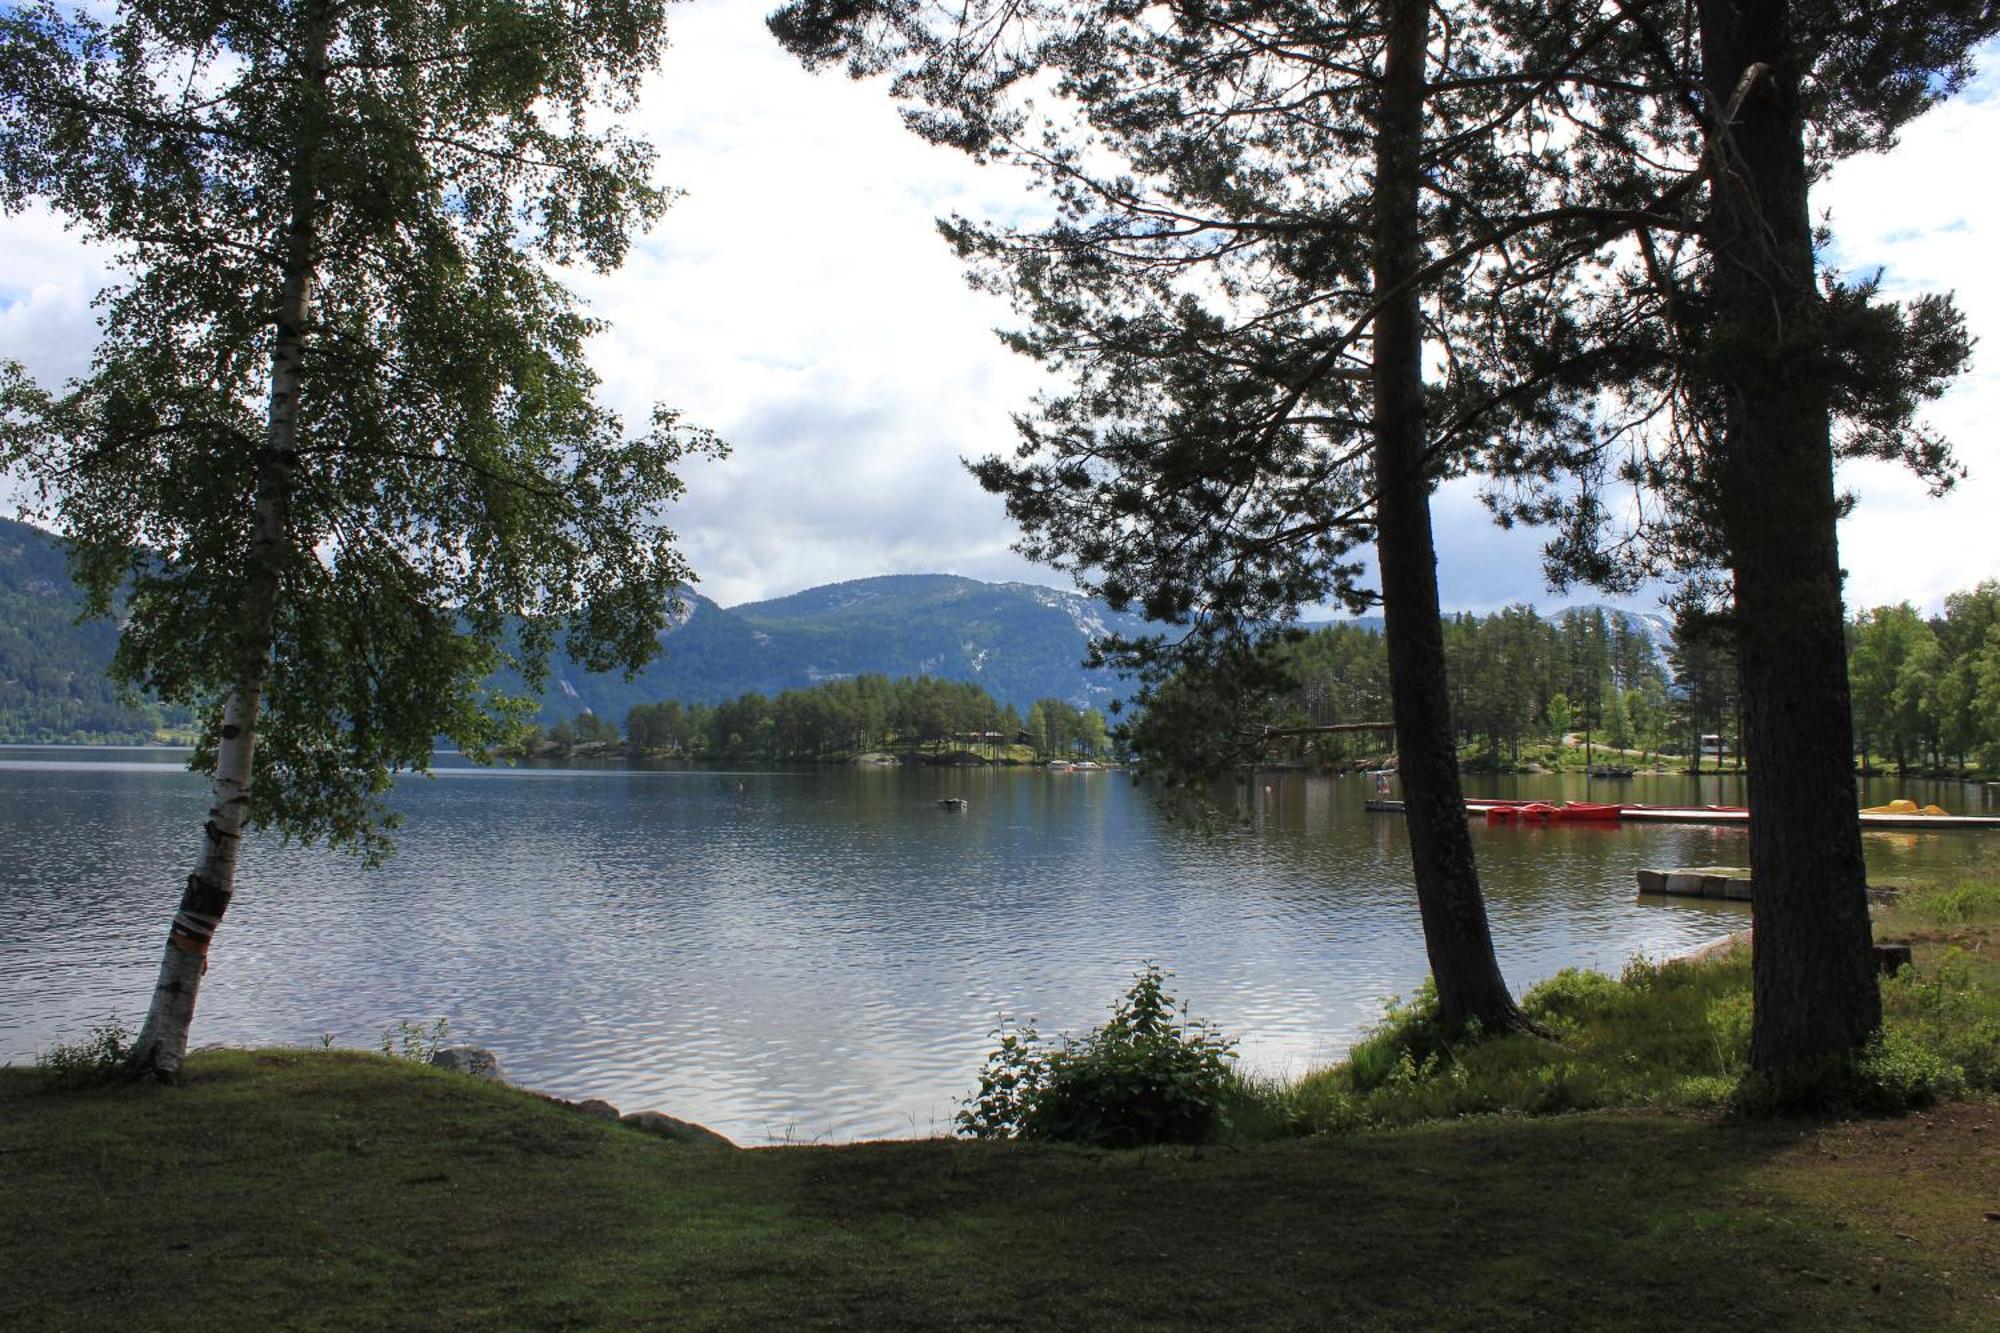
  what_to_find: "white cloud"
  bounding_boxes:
[563,1,1054,604]
[0,209,119,387]
[1814,54,2000,612]
[2,9,1994,617]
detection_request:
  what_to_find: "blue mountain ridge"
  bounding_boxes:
[520,573,1159,722]
[0,517,1670,733]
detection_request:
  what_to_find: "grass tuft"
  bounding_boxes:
[34,1016,133,1089]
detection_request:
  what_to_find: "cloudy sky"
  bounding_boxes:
[2,4,1995,617]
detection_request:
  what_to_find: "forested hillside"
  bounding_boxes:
[0,519,191,742]
[10,514,1993,772]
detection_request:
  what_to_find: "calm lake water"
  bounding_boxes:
[3,748,1996,1142]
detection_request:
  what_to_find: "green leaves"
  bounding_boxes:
[958,964,1241,1147]
[1,0,714,852]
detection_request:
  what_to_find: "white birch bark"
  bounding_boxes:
[129,6,333,1078]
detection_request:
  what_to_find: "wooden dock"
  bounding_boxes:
[1635,865,1908,907]
[1363,798,2000,830]
[1635,866,1753,900]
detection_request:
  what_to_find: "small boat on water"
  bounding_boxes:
[938,797,969,812]
[1482,800,1621,823]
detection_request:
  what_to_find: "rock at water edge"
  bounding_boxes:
[429,1046,505,1082]
[621,1110,738,1150]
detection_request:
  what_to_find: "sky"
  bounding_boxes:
[1,3,1995,618]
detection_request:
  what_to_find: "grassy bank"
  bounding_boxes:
[1208,878,2000,1137]
[2,1049,1995,1331]
[7,880,1998,1330]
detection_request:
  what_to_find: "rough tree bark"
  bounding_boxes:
[1696,0,1881,1070]
[129,6,332,1078]
[1371,0,1529,1034]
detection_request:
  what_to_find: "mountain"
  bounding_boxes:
[0,519,1154,734]
[528,574,1157,722]
[0,518,192,742]
[0,515,1680,735]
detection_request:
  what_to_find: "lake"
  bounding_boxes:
[3,749,1996,1142]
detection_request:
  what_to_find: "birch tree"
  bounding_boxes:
[0,0,717,1077]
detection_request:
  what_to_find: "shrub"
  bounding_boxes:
[1908,880,2000,927]
[1733,1030,1967,1117]
[1880,948,2000,1090]
[1344,980,1457,1093]
[1852,1030,1966,1109]
[1521,967,1623,1038]
[379,1017,450,1063]
[958,964,1239,1147]
[37,1017,133,1089]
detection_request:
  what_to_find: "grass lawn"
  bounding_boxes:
[1,1048,1994,1331]
[8,878,1999,1330]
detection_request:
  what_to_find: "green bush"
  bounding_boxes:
[379,1017,450,1063]
[1907,880,2000,926]
[1521,967,1623,1038]
[1852,1030,1967,1109]
[1733,1030,1967,1117]
[1344,980,1458,1093]
[1881,948,2000,1090]
[958,965,1239,1147]
[37,1017,133,1088]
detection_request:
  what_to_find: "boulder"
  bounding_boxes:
[428,1046,505,1082]
[573,1098,621,1120]
[620,1110,737,1150]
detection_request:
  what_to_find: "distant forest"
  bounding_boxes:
[1251,586,2000,776]
[10,495,2000,774]
[526,675,1113,763]
[513,582,2000,776]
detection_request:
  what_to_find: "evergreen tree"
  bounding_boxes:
[1473,0,1994,1072]
[766,0,1680,1033]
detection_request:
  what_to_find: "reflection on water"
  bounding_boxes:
[2,752,1994,1142]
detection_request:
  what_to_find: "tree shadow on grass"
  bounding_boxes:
[753,1113,1966,1331]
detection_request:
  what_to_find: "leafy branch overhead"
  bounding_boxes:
[772,0,1978,641]
[1,0,718,1078]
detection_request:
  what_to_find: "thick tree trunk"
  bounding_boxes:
[1696,0,1880,1071]
[1371,0,1526,1034]
[128,8,332,1078]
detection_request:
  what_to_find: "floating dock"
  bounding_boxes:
[1363,798,2000,830]
[1635,866,1753,899]
[1634,865,1909,906]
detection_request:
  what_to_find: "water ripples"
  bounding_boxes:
[3,758,1993,1142]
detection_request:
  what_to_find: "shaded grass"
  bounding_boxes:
[3,1050,1995,1330]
